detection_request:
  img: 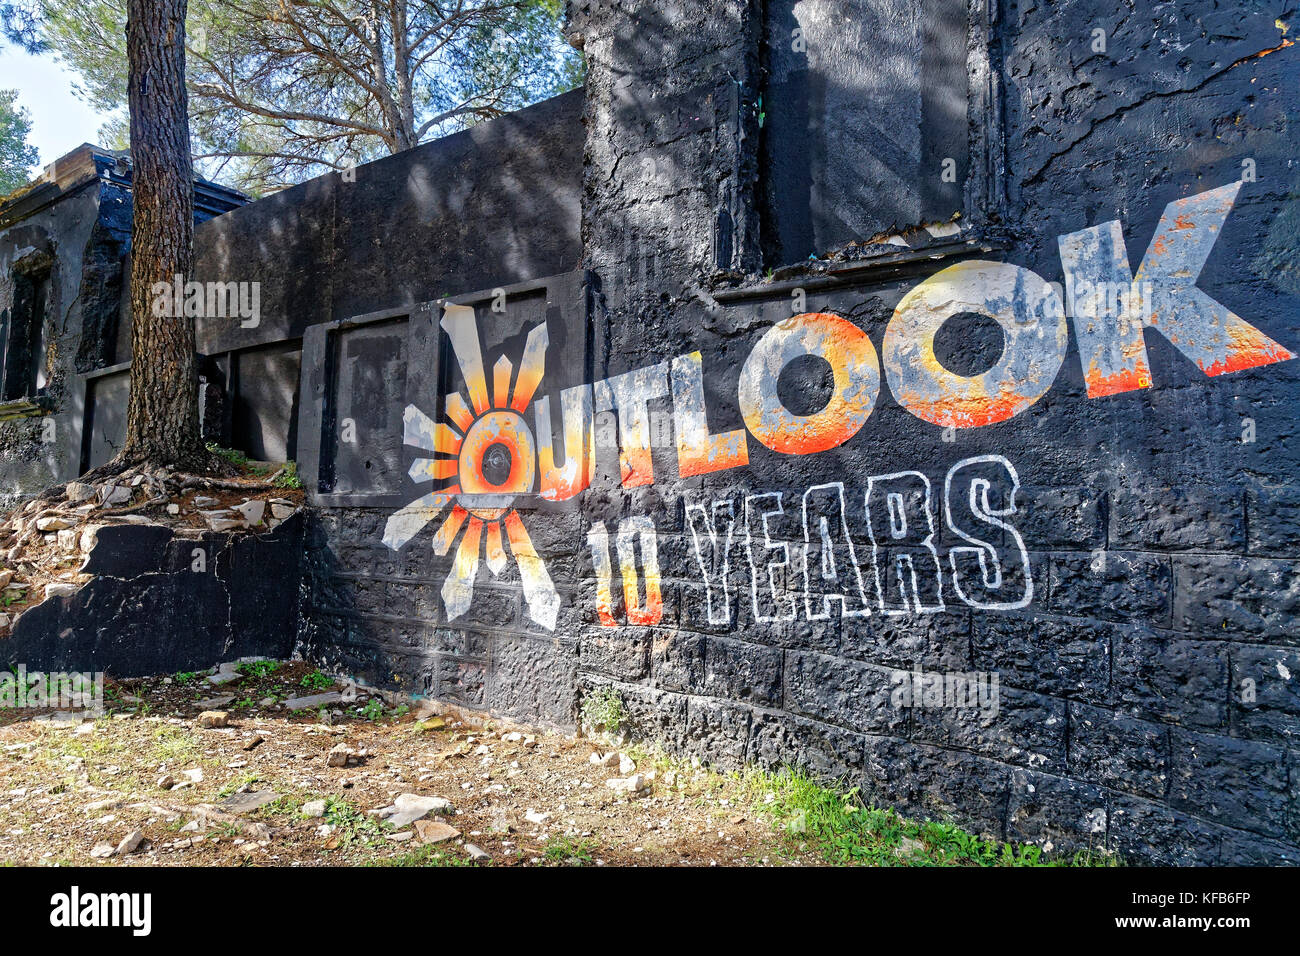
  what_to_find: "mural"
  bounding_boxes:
[383,180,1293,633]
[382,304,561,630]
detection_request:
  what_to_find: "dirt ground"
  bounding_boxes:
[0,662,817,867]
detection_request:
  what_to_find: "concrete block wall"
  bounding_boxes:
[392,0,1293,863]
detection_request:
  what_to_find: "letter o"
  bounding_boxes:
[458,409,537,518]
[883,261,1067,428]
[739,312,880,455]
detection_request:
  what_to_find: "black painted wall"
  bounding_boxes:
[4,518,304,676]
[292,0,1300,865]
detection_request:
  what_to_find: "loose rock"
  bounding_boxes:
[196,711,229,729]
[114,829,145,856]
[413,819,460,844]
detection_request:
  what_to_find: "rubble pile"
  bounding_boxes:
[0,464,304,636]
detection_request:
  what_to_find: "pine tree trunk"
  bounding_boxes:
[118,0,206,471]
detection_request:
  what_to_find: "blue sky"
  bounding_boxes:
[0,45,112,175]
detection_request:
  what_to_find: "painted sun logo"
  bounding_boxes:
[383,304,559,630]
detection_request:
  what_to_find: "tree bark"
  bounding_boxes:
[119,0,207,471]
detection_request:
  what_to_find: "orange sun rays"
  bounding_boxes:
[382,306,558,630]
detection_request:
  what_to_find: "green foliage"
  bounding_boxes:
[321,797,389,849]
[204,445,300,490]
[218,772,260,797]
[745,767,1121,867]
[299,669,332,692]
[149,726,199,763]
[355,698,385,721]
[205,442,252,469]
[174,670,201,685]
[373,844,477,867]
[236,660,280,679]
[8,0,583,193]
[273,461,302,490]
[0,89,38,193]
[580,686,625,733]
[542,836,595,865]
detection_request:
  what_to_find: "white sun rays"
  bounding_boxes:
[381,303,560,631]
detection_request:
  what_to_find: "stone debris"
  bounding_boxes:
[378,793,454,828]
[196,711,229,729]
[216,790,281,814]
[44,582,77,599]
[606,773,650,795]
[65,482,95,503]
[98,485,132,507]
[204,514,242,532]
[413,820,460,844]
[195,694,236,709]
[895,837,926,858]
[188,805,272,840]
[0,664,811,868]
[83,798,124,814]
[327,743,369,767]
[618,753,636,775]
[233,499,266,526]
[114,829,145,855]
[285,691,343,711]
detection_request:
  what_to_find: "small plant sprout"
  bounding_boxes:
[581,686,626,736]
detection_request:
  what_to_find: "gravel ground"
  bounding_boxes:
[0,663,816,867]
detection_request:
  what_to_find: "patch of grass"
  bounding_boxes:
[542,836,595,866]
[173,671,201,686]
[273,461,302,490]
[255,795,305,818]
[299,670,333,692]
[205,443,255,470]
[237,660,281,679]
[218,773,261,798]
[580,686,626,734]
[371,844,476,867]
[321,797,389,850]
[743,767,1120,867]
[150,726,200,763]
